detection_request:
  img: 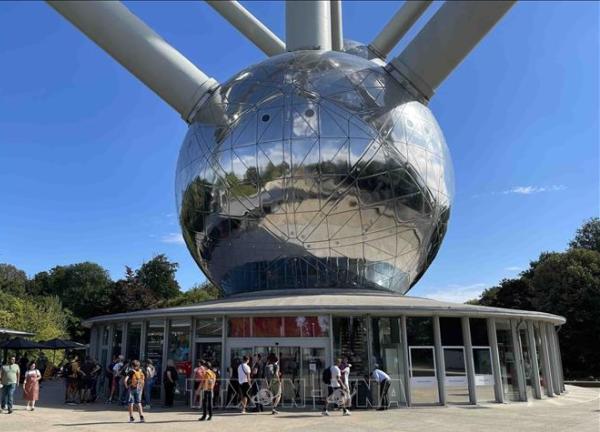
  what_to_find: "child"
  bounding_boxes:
[123,360,145,423]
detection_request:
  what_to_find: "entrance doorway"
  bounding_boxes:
[227,338,328,407]
[443,346,469,404]
[409,346,438,404]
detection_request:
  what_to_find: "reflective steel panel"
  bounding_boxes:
[176,50,453,296]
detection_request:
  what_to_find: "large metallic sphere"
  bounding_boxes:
[176,50,453,297]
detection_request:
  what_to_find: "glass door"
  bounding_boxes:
[472,346,495,402]
[443,347,469,404]
[409,346,438,404]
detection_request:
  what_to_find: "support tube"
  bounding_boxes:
[330,0,343,51]
[206,1,285,56]
[47,1,219,122]
[369,0,432,59]
[387,0,515,99]
[286,0,332,51]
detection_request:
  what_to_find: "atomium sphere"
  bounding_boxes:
[176,49,453,297]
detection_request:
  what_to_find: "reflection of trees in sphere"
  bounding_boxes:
[176,50,453,297]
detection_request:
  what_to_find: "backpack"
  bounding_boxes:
[322,366,332,385]
[130,370,145,388]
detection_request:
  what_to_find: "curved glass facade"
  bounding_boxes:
[176,50,453,296]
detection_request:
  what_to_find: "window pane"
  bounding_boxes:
[112,324,123,357]
[470,318,489,346]
[333,316,369,376]
[440,317,463,346]
[496,319,520,401]
[283,316,329,337]
[228,317,252,337]
[406,317,433,346]
[253,317,282,337]
[371,317,407,405]
[126,323,142,360]
[195,318,223,337]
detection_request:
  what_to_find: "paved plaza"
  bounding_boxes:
[1,382,598,432]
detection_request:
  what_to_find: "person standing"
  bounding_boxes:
[142,359,156,409]
[107,355,124,404]
[163,359,178,408]
[1,356,20,414]
[265,353,282,415]
[340,357,352,414]
[322,358,349,416]
[124,360,145,423]
[371,364,391,410]
[237,355,251,414]
[199,361,216,421]
[104,355,117,402]
[251,353,265,412]
[23,361,42,411]
[192,359,205,407]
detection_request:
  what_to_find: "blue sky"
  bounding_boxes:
[0,1,598,302]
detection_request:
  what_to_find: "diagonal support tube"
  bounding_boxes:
[387,0,516,100]
[286,0,332,51]
[330,0,343,51]
[47,1,219,122]
[369,0,432,59]
[206,1,285,56]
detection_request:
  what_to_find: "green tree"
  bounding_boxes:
[569,217,600,253]
[0,292,67,341]
[46,262,113,319]
[157,282,219,308]
[136,254,181,299]
[0,263,28,296]
[27,271,52,296]
[477,278,535,310]
[110,267,159,313]
[529,249,600,379]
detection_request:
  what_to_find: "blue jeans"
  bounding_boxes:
[144,378,154,405]
[1,383,16,410]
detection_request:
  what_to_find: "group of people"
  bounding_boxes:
[321,357,392,416]
[227,353,283,415]
[63,355,102,404]
[1,354,46,413]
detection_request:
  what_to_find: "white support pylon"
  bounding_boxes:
[286,0,332,51]
[206,1,285,56]
[47,1,219,122]
[369,0,432,59]
[387,0,516,100]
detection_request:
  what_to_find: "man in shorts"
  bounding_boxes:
[237,355,251,414]
[124,360,145,423]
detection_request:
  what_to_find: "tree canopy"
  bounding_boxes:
[0,254,218,342]
[472,218,600,379]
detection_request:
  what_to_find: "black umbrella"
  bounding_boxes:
[0,337,47,350]
[42,338,86,350]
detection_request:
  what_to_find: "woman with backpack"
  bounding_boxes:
[124,360,145,423]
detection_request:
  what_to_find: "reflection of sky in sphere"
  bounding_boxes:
[176,50,453,297]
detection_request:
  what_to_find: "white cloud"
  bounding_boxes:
[422,283,488,304]
[502,185,567,195]
[504,266,523,272]
[160,232,185,245]
[473,184,567,198]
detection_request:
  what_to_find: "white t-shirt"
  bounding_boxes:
[238,363,251,384]
[340,364,351,388]
[329,365,341,388]
[112,362,123,375]
[372,369,391,383]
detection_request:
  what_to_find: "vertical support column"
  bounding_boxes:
[461,317,477,404]
[537,323,554,397]
[328,314,335,367]
[487,318,504,403]
[526,321,542,399]
[330,0,343,51]
[107,324,114,363]
[191,317,197,367]
[161,319,170,404]
[286,0,332,51]
[121,322,129,359]
[88,327,97,359]
[140,321,147,361]
[400,316,411,407]
[366,315,374,373]
[553,330,565,392]
[221,316,228,386]
[510,320,527,401]
[433,316,446,405]
[546,324,561,395]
